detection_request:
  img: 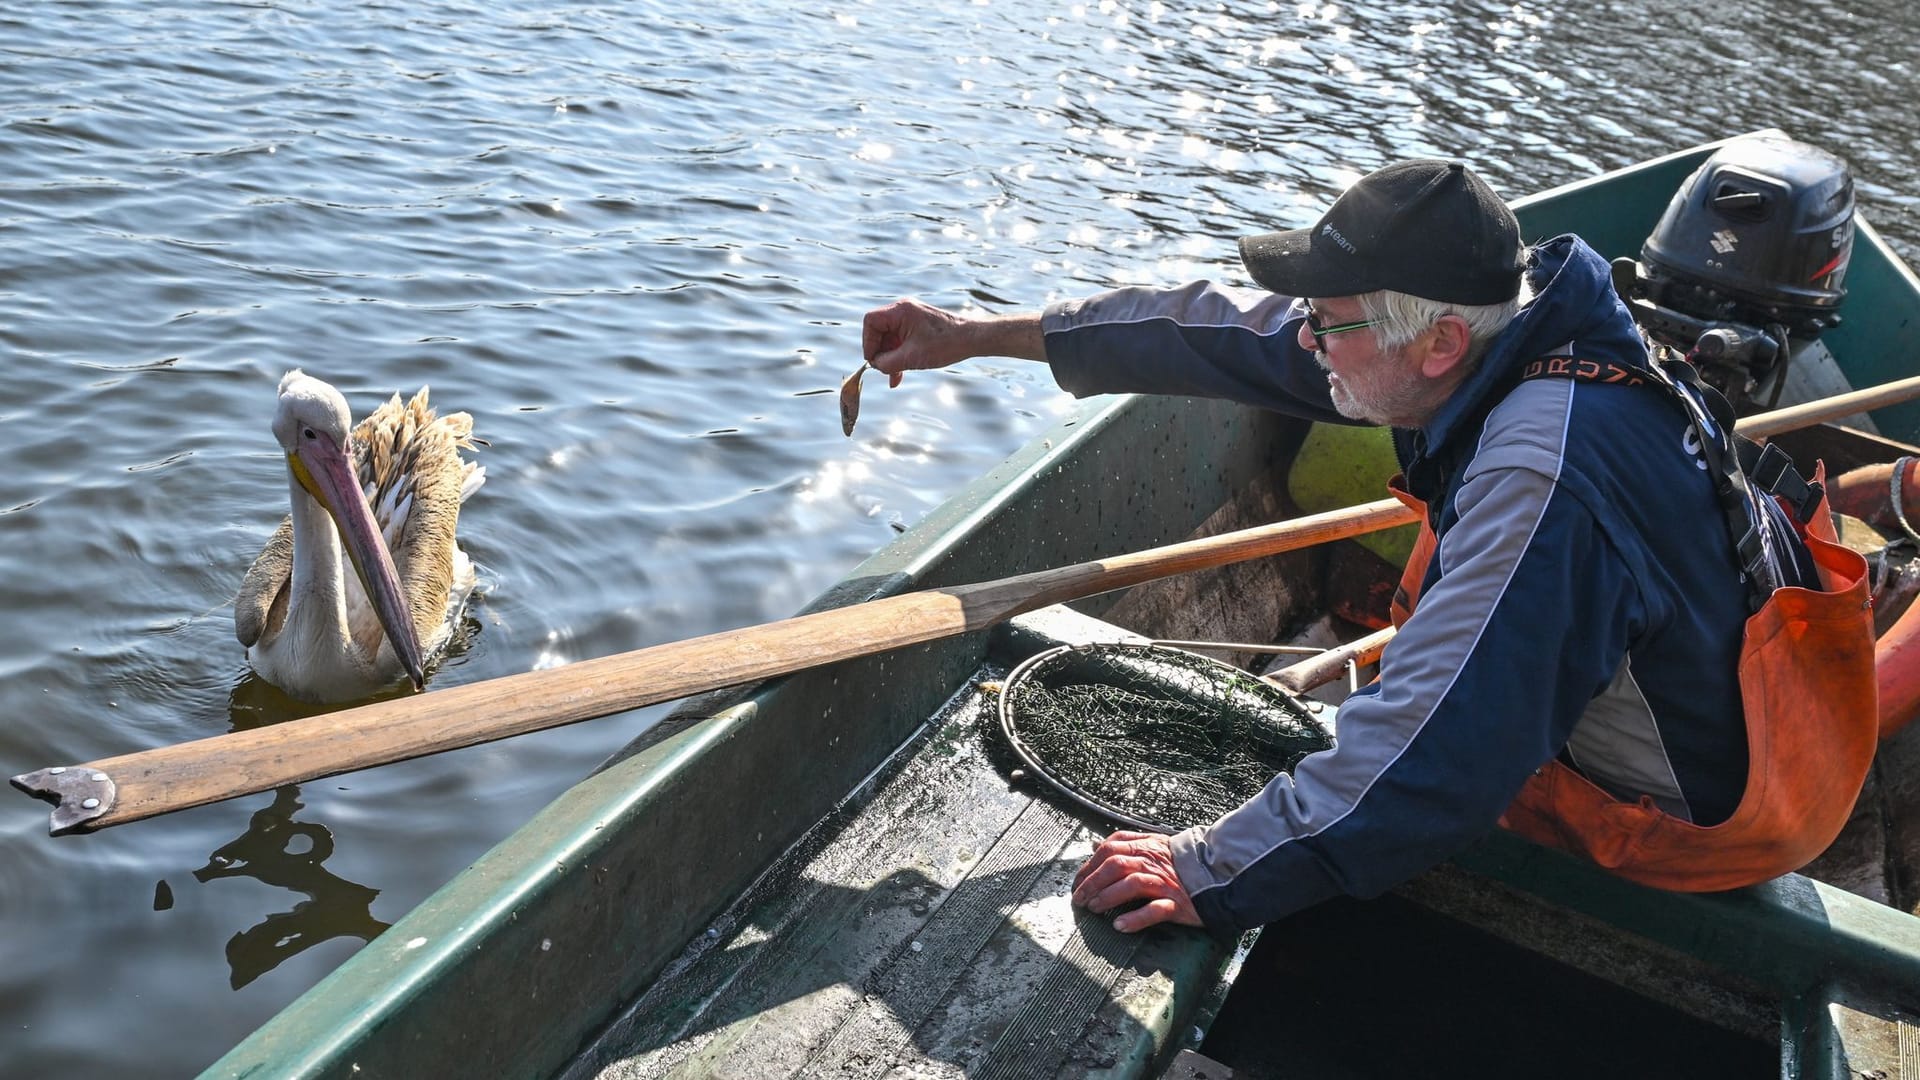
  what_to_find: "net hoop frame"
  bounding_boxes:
[997,640,1331,835]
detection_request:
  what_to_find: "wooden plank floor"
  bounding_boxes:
[563,659,1227,1080]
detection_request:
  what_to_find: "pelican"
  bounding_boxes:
[235,370,484,703]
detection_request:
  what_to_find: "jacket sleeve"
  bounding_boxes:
[1040,280,1351,423]
[1168,450,1644,933]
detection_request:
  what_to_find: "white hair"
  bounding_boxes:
[1356,275,1532,366]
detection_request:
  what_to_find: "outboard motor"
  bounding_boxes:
[1611,134,1855,411]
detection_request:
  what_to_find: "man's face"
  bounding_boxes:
[1299,297,1430,426]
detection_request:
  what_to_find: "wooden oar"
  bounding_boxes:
[1739,373,1920,439]
[12,498,1418,834]
[16,371,1920,835]
[1267,625,1397,695]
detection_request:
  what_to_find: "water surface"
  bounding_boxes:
[2,0,1917,1075]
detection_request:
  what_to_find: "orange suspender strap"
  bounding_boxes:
[1385,478,1436,630]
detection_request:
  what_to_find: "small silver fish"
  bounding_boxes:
[839,362,868,437]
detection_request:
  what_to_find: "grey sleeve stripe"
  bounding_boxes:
[1187,384,1576,890]
[1478,381,1687,814]
[1043,281,1297,337]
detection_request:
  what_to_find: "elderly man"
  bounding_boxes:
[861,159,1869,936]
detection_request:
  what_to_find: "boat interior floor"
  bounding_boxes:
[556,423,1920,1080]
[562,607,1788,1080]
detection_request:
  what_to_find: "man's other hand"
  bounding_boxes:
[1070,830,1203,933]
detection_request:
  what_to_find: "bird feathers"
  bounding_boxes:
[237,378,483,698]
[345,387,485,660]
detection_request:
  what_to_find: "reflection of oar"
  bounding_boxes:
[16,372,1920,835]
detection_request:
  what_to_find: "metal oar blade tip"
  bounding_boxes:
[10,766,116,835]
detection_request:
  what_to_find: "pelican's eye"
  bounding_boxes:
[303,427,318,441]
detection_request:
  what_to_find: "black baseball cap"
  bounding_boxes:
[1238,159,1525,305]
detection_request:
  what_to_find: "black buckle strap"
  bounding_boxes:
[1667,359,1823,526]
[1519,350,1822,608]
[1743,440,1825,524]
[1732,523,1768,588]
[1523,353,1823,524]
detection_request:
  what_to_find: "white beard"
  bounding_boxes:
[1316,348,1431,427]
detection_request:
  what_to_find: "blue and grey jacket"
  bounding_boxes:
[1042,235,1761,933]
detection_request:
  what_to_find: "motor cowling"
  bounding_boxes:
[1613,134,1855,410]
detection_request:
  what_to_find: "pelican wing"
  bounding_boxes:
[347,388,484,656]
[235,517,295,648]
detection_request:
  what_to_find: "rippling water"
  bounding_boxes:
[3,1,1917,1075]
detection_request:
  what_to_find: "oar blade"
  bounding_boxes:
[10,766,115,835]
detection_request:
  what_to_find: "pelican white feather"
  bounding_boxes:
[235,370,484,703]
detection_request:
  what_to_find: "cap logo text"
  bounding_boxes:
[1321,223,1357,255]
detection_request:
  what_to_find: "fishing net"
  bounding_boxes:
[997,642,1333,835]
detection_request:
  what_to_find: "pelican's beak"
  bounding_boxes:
[287,432,428,691]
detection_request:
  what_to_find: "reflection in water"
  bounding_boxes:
[225,673,361,732]
[192,787,390,990]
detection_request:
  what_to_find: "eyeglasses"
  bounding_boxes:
[1301,299,1377,350]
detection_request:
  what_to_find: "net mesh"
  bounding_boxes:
[999,643,1333,834]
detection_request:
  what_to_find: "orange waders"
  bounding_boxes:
[1389,365,1877,891]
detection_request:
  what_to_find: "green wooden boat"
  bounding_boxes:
[204,131,1920,1079]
